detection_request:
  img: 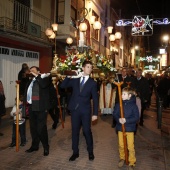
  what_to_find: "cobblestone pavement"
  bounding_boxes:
[0,94,170,170]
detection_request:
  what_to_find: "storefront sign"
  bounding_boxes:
[0,46,39,59]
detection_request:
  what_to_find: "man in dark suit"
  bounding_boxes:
[134,69,150,126]
[24,66,50,156]
[61,61,99,161]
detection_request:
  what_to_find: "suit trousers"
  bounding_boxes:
[29,106,49,149]
[118,131,136,166]
[71,109,93,154]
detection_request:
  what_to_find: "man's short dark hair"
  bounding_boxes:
[30,66,40,72]
[22,63,28,69]
[82,60,93,67]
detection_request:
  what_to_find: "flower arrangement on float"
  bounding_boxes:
[56,51,116,75]
[96,54,117,74]
[56,51,91,73]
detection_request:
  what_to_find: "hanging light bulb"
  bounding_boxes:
[45,28,53,36]
[79,22,87,32]
[109,34,115,42]
[107,26,113,34]
[66,37,73,45]
[48,32,56,39]
[52,23,58,32]
[115,32,122,39]
[93,21,101,30]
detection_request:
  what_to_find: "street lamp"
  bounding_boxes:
[66,11,102,53]
[108,26,122,46]
[161,34,169,69]
[45,23,58,55]
[108,26,122,67]
[45,23,58,72]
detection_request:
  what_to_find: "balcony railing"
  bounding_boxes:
[0,0,53,43]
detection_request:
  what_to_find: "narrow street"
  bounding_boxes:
[0,93,170,170]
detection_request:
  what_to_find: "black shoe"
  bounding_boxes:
[9,143,16,147]
[44,148,49,156]
[20,142,26,147]
[89,152,94,161]
[69,153,79,161]
[25,147,39,153]
[52,123,57,129]
[0,132,4,136]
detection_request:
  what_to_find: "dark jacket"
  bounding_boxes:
[113,95,139,132]
[60,77,98,115]
[133,76,150,103]
[24,75,50,112]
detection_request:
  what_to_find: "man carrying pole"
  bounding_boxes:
[113,85,139,170]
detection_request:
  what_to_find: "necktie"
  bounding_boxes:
[80,77,85,87]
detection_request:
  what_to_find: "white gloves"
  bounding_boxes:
[41,73,50,78]
[92,115,98,121]
[119,118,126,124]
[71,71,83,79]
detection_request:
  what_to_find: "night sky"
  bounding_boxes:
[111,0,170,55]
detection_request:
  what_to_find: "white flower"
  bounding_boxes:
[76,59,80,63]
[97,63,102,66]
[78,68,81,72]
[68,62,71,65]
[110,67,114,71]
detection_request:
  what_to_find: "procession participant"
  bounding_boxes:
[133,69,150,126]
[113,87,139,170]
[60,60,99,161]
[24,66,50,156]
[112,67,135,127]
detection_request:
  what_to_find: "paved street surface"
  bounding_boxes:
[0,94,170,170]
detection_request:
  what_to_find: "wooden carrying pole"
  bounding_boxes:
[55,83,64,128]
[15,81,20,152]
[114,81,128,165]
